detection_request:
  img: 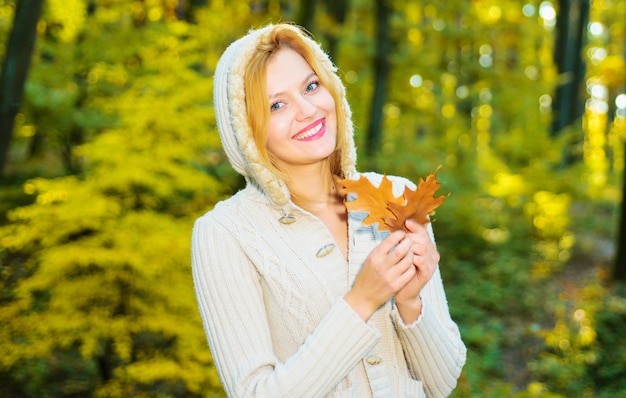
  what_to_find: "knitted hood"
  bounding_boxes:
[213,23,357,207]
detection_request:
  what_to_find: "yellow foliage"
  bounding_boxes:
[597,55,625,88]
[525,191,572,239]
[472,0,503,25]
[0,0,622,395]
[46,0,87,42]
[0,4,243,395]
[488,172,527,200]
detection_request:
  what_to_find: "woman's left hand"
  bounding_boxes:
[394,219,440,323]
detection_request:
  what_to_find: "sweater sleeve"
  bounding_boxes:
[191,214,380,397]
[391,223,466,398]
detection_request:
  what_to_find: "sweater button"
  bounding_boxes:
[316,243,336,258]
[278,214,297,224]
[365,355,382,365]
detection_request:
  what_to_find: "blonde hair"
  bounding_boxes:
[244,24,347,181]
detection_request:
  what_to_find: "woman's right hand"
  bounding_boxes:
[344,231,416,321]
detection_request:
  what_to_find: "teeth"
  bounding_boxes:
[295,122,322,140]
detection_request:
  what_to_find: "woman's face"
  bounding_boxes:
[264,47,338,172]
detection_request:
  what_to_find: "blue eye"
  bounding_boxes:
[306,80,320,93]
[270,101,284,112]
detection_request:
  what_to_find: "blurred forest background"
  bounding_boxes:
[0,0,625,397]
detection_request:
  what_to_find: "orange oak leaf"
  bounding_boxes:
[337,173,448,232]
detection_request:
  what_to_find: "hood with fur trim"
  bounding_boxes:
[212,23,357,207]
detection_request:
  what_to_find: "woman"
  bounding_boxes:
[192,23,466,397]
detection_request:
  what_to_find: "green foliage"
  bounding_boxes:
[589,294,626,396]
[357,0,625,396]
[0,0,624,397]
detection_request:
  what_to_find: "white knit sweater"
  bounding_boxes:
[191,173,466,397]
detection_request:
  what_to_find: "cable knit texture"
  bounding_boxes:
[193,23,466,397]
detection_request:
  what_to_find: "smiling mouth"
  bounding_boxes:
[293,120,325,141]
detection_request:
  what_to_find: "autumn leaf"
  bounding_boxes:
[337,173,448,232]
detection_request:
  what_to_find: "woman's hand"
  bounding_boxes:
[344,230,416,321]
[395,219,440,324]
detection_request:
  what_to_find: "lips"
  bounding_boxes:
[292,119,325,141]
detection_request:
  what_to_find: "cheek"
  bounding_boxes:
[322,90,337,113]
[266,118,288,151]
[322,93,338,130]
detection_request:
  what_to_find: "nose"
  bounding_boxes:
[294,95,316,121]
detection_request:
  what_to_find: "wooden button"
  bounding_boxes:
[316,243,336,258]
[365,355,382,365]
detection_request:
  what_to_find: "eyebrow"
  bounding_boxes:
[268,72,318,101]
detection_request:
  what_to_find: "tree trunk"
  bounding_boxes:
[297,0,317,31]
[0,0,45,177]
[551,0,588,138]
[323,0,349,61]
[365,0,392,156]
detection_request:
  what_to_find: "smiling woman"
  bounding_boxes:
[264,48,338,171]
[191,23,466,398]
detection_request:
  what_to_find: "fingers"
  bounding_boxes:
[397,255,417,285]
[410,241,440,265]
[371,231,413,268]
[404,219,441,265]
[366,232,416,288]
[404,219,429,243]
[347,232,416,320]
[390,236,413,264]
[374,230,406,256]
[405,218,425,233]
[404,221,432,253]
